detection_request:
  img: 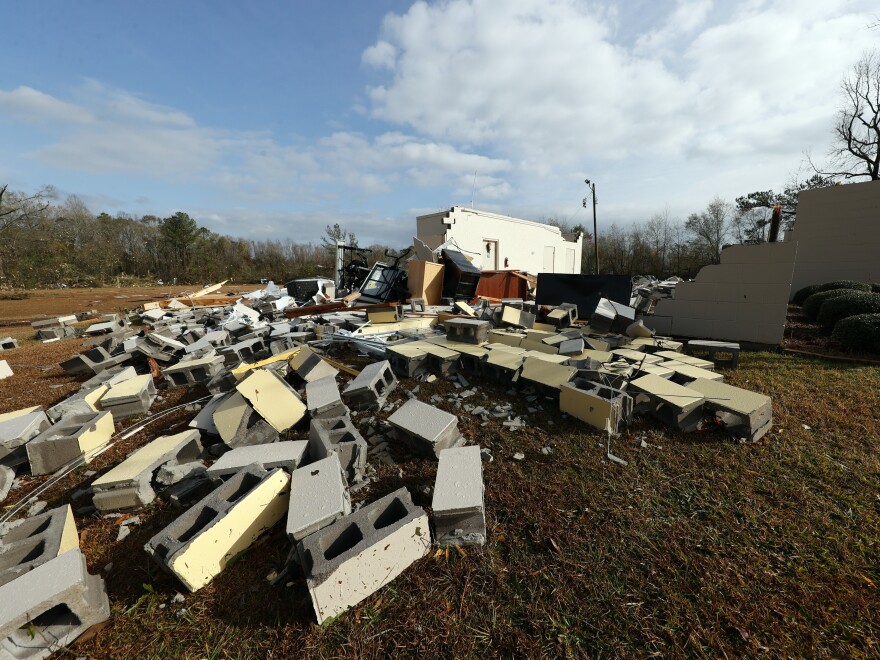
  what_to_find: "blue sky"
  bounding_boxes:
[1,0,877,246]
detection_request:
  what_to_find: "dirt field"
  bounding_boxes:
[0,284,260,326]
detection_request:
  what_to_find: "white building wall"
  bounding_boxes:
[415,207,582,274]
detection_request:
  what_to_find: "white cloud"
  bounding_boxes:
[0,86,95,125]
[362,40,397,69]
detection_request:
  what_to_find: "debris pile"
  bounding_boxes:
[0,278,773,653]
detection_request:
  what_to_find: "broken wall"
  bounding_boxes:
[789,179,880,296]
[644,240,798,344]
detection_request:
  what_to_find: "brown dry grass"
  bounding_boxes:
[2,339,879,658]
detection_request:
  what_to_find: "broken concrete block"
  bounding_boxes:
[654,350,715,371]
[432,445,486,546]
[445,318,490,345]
[297,487,430,624]
[687,378,772,441]
[546,307,574,328]
[0,410,51,468]
[188,393,225,435]
[309,416,368,482]
[289,347,339,383]
[46,385,108,423]
[0,337,19,351]
[0,548,110,660]
[155,461,207,486]
[26,411,114,476]
[235,368,306,432]
[387,343,429,378]
[305,376,347,420]
[388,399,463,457]
[560,379,633,432]
[211,392,278,448]
[342,360,397,411]
[206,440,308,482]
[162,353,225,387]
[659,360,724,384]
[286,454,351,542]
[145,465,290,592]
[91,430,203,513]
[629,374,705,432]
[0,504,79,587]
[79,365,137,392]
[98,374,157,419]
[685,339,741,369]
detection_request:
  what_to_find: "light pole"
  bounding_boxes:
[583,179,599,274]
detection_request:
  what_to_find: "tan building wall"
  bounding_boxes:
[645,240,798,345]
[788,179,880,296]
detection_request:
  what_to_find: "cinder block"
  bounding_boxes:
[46,385,108,423]
[419,343,460,377]
[211,391,278,448]
[0,504,79,587]
[309,416,368,482]
[500,306,535,329]
[235,368,306,432]
[560,379,633,432]
[26,411,114,476]
[388,399,462,457]
[0,410,51,467]
[98,374,156,419]
[387,344,429,378]
[445,318,490,345]
[206,440,308,481]
[145,465,290,592]
[162,353,225,387]
[629,375,705,432]
[289,347,339,383]
[297,487,430,624]
[685,339,741,369]
[519,357,577,393]
[546,307,574,328]
[0,549,110,660]
[342,360,397,411]
[188,393,225,435]
[0,337,19,351]
[305,376,347,419]
[432,446,485,546]
[91,430,203,513]
[286,454,351,542]
[59,346,128,375]
[687,378,773,441]
[487,329,524,347]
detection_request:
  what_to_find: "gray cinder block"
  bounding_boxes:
[0,337,19,351]
[432,446,486,546]
[308,416,367,482]
[387,399,463,458]
[559,379,633,433]
[286,454,351,542]
[98,374,157,419]
[686,378,772,441]
[145,464,290,592]
[26,411,115,476]
[0,504,79,587]
[297,487,430,624]
[342,360,397,411]
[91,430,203,513]
[629,374,705,432]
[445,318,490,345]
[387,344,429,378]
[162,354,225,388]
[289,346,339,383]
[206,440,308,482]
[0,549,110,660]
[305,376,347,419]
[686,340,741,369]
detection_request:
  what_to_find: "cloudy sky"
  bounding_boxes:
[1,0,877,245]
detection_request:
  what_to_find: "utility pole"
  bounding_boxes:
[583,179,599,274]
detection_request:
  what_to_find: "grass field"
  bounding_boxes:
[1,304,878,657]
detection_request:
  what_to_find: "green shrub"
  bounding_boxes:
[817,291,880,327]
[793,280,872,305]
[802,289,855,320]
[832,313,880,352]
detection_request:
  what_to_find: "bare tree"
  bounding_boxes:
[817,50,880,180]
[685,197,731,264]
